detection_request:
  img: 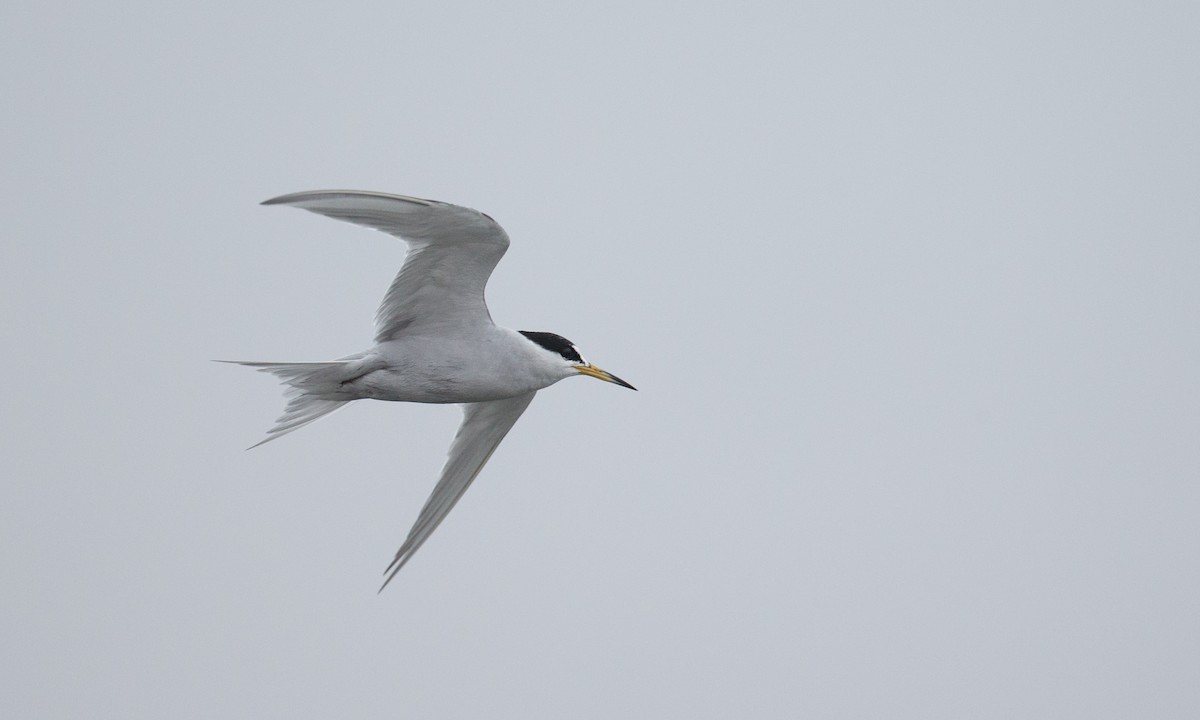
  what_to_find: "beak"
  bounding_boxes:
[575,364,637,391]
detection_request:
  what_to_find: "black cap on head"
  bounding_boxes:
[519,331,583,363]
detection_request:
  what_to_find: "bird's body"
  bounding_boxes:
[266,328,568,405]
[226,190,634,590]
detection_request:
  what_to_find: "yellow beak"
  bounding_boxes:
[575,364,637,391]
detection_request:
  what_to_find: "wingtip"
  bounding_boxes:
[260,192,300,206]
[377,548,411,593]
[259,189,439,208]
[260,190,330,206]
[378,567,400,593]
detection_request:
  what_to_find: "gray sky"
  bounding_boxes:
[3,1,1197,718]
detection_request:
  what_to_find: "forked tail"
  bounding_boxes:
[220,360,357,448]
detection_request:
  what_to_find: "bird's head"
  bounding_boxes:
[518,331,636,390]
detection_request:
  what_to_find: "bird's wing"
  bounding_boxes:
[261,190,510,341]
[380,391,537,591]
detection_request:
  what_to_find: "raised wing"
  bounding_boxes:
[380,392,537,591]
[261,190,510,341]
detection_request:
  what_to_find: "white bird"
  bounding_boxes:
[225,190,635,591]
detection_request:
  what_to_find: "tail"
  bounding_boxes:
[219,360,356,448]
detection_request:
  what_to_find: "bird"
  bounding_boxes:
[224,190,635,591]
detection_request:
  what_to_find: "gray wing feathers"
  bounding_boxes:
[261,190,510,341]
[379,392,537,591]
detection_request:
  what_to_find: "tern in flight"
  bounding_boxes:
[227,191,635,590]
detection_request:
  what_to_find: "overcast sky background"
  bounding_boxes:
[2,2,1197,718]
